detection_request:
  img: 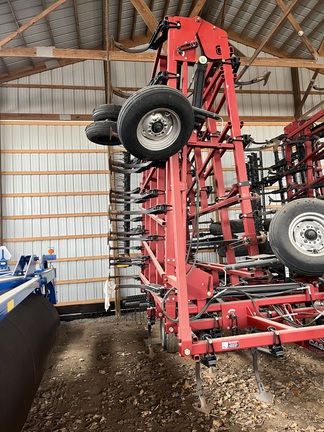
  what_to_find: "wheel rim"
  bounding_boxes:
[288,212,324,256]
[136,108,181,151]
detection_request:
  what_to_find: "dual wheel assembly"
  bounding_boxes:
[86,85,194,161]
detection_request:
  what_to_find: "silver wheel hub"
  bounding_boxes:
[137,108,181,151]
[288,212,324,256]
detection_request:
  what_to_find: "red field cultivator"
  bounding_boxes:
[87,16,324,409]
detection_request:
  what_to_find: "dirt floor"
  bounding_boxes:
[23,312,324,432]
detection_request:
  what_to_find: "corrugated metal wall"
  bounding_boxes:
[1,61,110,303]
[1,56,323,303]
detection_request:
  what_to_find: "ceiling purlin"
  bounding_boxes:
[117,0,123,41]
[175,0,185,16]
[73,0,82,49]
[130,5,138,40]
[40,0,55,45]
[220,0,227,29]
[318,37,324,56]
[145,0,155,37]
[0,58,10,77]
[290,18,323,58]
[162,0,170,19]
[6,0,35,69]
[237,0,299,80]
[276,0,318,60]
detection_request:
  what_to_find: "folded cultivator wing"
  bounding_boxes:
[88,16,324,407]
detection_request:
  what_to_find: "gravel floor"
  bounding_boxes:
[23,313,324,432]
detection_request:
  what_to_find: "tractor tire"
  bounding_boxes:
[160,319,178,353]
[92,104,122,122]
[117,85,194,161]
[85,120,120,146]
[269,198,324,276]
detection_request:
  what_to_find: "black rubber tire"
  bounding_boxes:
[92,104,122,121]
[85,120,120,146]
[160,319,178,353]
[117,85,194,161]
[269,198,324,276]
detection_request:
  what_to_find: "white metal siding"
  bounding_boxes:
[1,123,110,303]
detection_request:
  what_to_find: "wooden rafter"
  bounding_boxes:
[0,34,150,84]
[1,46,324,70]
[301,98,324,119]
[145,0,155,37]
[0,112,295,125]
[0,47,107,60]
[290,19,323,58]
[0,0,67,48]
[130,0,169,52]
[318,36,324,57]
[189,0,207,17]
[295,70,320,119]
[2,83,323,96]
[276,0,318,60]
[131,0,158,34]
[236,0,299,80]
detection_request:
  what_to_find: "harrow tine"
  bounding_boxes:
[110,187,141,195]
[193,362,213,415]
[145,322,155,359]
[251,348,274,404]
[110,204,169,216]
[108,227,146,235]
[109,158,155,169]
